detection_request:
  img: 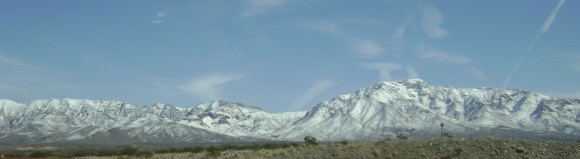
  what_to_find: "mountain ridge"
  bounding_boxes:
[1,79,579,145]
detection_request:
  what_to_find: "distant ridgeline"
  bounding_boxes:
[1,79,579,145]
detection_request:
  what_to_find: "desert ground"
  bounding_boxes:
[148,138,579,159]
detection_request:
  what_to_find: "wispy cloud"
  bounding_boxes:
[392,24,407,43]
[507,0,566,87]
[571,55,580,72]
[406,65,419,79]
[301,20,341,36]
[302,20,386,58]
[420,7,448,39]
[528,0,566,50]
[80,55,117,73]
[178,73,244,101]
[540,0,566,34]
[290,80,336,111]
[574,63,580,72]
[503,61,521,88]
[151,11,167,24]
[359,62,403,81]
[242,0,286,17]
[353,40,384,58]
[419,49,471,65]
[0,54,35,69]
[467,68,487,80]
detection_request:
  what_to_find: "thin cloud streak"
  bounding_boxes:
[290,80,336,111]
[0,54,35,69]
[360,62,403,81]
[503,61,521,88]
[420,50,471,65]
[468,68,487,80]
[420,7,448,39]
[574,64,580,72]
[302,20,385,58]
[151,11,167,24]
[540,0,566,33]
[179,73,244,101]
[528,0,566,50]
[242,0,286,17]
[406,65,419,79]
[572,55,580,72]
[508,0,566,87]
[300,20,341,36]
[392,24,407,43]
[353,40,384,58]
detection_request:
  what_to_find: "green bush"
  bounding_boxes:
[304,135,318,145]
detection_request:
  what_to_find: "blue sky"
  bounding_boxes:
[0,0,579,112]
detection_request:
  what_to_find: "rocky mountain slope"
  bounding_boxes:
[0,99,305,145]
[0,79,579,145]
[274,79,580,140]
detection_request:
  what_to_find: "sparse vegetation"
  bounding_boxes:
[396,133,408,140]
[2,138,579,158]
[119,146,138,156]
[442,132,453,138]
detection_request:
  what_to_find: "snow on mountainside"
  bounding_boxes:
[0,99,305,144]
[0,79,579,145]
[177,100,306,137]
[272,79,580,141]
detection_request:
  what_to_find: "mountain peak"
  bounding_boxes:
[402,78,425,83]
[196,100,265,112]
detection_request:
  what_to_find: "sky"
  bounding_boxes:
[0,0,579,112]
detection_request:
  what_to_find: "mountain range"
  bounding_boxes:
[1,79,579,145]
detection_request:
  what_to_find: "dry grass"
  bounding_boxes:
[147,138,580,159]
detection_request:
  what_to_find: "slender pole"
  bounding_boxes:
[440,123,444,138]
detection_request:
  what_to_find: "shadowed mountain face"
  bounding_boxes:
[1,79,579,145]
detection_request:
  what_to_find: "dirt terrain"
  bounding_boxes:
[151,138,580,159]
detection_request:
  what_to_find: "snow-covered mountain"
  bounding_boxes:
[0,99,305,145]
[272,79,580,140]
[1,79,579,145]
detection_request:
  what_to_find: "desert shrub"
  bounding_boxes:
[28,151,51,158]
[206,146,221,157]
[396,133,408,140]
[4,151,26,157]
[135,149,154,158]
[120,147,138,156]
[221,144,243,150]
[73,149,96,157]
[96,149,116,156]
[167,147,179,153]
[262,143,292,150]
[304,135,318,145]
[291,143,300,147]
[183,146,205,154]
[442,132,453,138]
[441,148,463,159]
